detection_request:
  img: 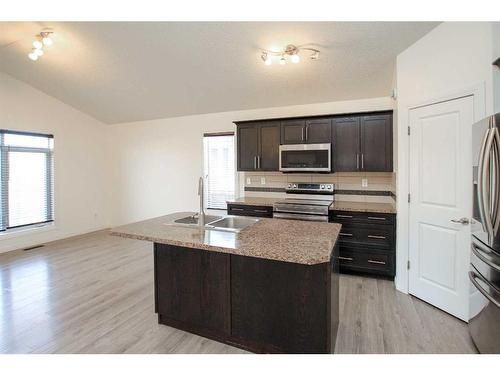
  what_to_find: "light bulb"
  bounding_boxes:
[33,40,43,49]
[28,52,38,61]
[291,54,300,64]
[279,56,286,65]
[42,36,53,46]
[34,48,44,56]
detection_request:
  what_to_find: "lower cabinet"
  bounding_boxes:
[227,203,273,218]
[329,210,396,277]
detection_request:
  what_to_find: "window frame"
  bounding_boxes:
[203,132,237,210]
[0,129,54,232]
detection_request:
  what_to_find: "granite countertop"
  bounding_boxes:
[226,197,278,207]
[329,201,396,214]
[110,212,340,265]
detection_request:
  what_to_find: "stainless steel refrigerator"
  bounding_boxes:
[470,112,500,353]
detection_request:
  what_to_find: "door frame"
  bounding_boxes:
[395,83,488,294]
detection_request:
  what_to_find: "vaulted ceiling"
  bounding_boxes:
[0,22,439,124]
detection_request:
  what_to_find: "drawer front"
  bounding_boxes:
[227,204,273,218]
[329,210,395,225]
[338,246,395,276]
[338,225,393,249]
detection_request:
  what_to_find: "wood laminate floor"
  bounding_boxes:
[0,230,477,354]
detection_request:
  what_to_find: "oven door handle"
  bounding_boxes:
[273,212,328,222]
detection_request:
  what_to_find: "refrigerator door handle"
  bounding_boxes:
[469,270,500,308]
[471,241,500,272]
[478,128,495,240]
[491,128,500,235]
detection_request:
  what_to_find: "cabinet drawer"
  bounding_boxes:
[338,246,394,276]
[227,204,273,218]
[338,225,393,249]
[330,210,395,225]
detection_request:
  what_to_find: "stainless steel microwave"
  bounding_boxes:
[279,143,331,172]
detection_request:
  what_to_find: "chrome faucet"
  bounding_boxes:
[198,176,205,228]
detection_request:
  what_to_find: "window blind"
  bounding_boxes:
[203,133,235,209]
[0,130,54,231]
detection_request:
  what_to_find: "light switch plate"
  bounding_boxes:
[362,178,368,187]
[261,177,266,185]
[246,177,251,185]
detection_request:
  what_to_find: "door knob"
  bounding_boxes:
[451,217,470,225]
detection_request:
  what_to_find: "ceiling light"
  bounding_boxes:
[34,48,44,56]
[261,52,272,66]
[33,40,43,49]
[259,44,320,66]
[28,52,38,61]
[42,36,53,46]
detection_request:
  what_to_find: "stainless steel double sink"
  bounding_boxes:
[165,213,259,233]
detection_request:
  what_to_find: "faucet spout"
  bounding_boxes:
[198,176,205,228]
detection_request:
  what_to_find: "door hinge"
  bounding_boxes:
[408,193,411,203]
[407,260,411,270]
[408,126,411,135]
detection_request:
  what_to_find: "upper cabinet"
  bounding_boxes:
[281,118,332,144]
[237,121,280,172]
[332,113,393,172]
[235,111,392,173]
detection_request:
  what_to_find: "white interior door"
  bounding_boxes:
[409,96,474,321]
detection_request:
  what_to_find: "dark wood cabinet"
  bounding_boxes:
[332,113,392,172]
[328,210,396,277]
[332,117,360,172]
[360,114,393,172]
[235,111,392,173]
[281,118,331,144]
[281,119,306,144]
[227,203,273,218]
[237,121,280,171]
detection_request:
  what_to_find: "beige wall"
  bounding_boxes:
[0,72,110,253]
[106,97,393,226]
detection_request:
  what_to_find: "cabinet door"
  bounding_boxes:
[259,122,280,171]
[237,124,259,171]
[305,119,331,144]
[360,114,393,172]
[281,120,306,144]
[332,117,360,172]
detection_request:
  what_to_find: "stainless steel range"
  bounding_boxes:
[273,182,334,222]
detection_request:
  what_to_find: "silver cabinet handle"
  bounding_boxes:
[301,127,305,142]
[254,209,268,213]
[305,125,308,141]
[367,259,386,265]
[254,156,257,169]
[338,256,353,261]
[451,217,470,225]
[257,156,261,169]
[469,270,500,308]
[339,232,353,237]
[361,153,364,169]
[231,207,244,211]
[368,216,386,221]
[336,214,353,218]
[367,235,386,239]
[356,154,359,170]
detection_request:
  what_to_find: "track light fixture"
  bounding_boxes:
[260,44,320,66]
[28,30,54,62]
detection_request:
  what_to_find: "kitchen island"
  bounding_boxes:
[111,212,341,353]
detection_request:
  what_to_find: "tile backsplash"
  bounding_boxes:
[239,171,396,204]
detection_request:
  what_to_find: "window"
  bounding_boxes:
[203,133,235,209]
[0,130,54,232]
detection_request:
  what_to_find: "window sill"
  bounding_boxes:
[0,222,56,240]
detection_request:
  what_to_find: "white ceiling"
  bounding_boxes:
[0,22,439,124]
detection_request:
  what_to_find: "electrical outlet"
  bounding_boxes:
[261,177,266,185]
[246,177,251,185]
[362,178,368,187]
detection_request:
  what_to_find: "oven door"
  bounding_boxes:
[279,143,331,172]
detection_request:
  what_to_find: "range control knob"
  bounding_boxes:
[293,184,297,188]
[320,184,325,189]
[326,184,332,190]
[288,183,292,188]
